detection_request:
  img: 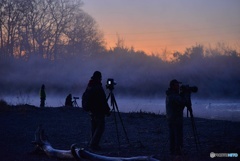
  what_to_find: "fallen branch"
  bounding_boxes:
[32,125,160,161]
[75,148,160,161]
[32,125,77,159]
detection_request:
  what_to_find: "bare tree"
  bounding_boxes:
[0,0,105,60]
[0,0,24,57]
[63,11,105,58]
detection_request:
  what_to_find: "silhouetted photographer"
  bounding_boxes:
[83,71,110,151]
[40,84,46,108]
[165,79,198,156]
[65,94,73,107]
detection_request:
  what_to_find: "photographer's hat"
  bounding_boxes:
[170,79,182,87]
[91,71,102,80]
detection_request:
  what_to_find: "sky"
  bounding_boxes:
[83,0,240,55]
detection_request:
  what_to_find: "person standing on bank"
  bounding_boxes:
[86,71,110,151]
[165,79,190,156]
[40,84,46,108]
[65,94,73,107]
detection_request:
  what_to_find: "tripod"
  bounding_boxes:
[72,97,79,107]
[186,103,201,152]
[106,89,130,148]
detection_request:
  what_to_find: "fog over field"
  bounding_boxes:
[1,44,240,121]
[0,0,239,101]
[0,0,240,124]
[1,45,239,99]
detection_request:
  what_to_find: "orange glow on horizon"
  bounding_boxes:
[84,1,240,58]
[104,35,188,54]
[101,22,240,59]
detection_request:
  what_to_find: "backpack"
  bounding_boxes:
[81,88,92,112]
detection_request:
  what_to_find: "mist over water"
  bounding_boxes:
[1,49,240,98]
[1,0,239,125]
[3,94,240,122]
[1,45,240,121]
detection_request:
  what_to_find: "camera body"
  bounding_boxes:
[106,78,117,90]
[180,85,198,94]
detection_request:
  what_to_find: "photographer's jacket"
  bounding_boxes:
[165,88,186,121]
[87,79,110,117]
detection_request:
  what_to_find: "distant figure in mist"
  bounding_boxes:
[85,71,110,151]
[65,94,73,107]
[40,84,46,108]
[165,79,190,156]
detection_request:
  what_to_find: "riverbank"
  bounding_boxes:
[0,104,239,161]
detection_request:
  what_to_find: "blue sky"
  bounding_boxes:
[83,0,240,55]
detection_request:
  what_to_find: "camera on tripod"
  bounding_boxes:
[105,78,130,146]
[179,84,200,150]
[180,85,198,94]
[106,78,117,90]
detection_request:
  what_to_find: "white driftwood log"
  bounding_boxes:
[32,125,77,159]
[76,148,160,161]
[32,125,160,161]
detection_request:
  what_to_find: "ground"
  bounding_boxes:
[0,104,239,161]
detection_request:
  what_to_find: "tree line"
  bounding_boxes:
[1,0,240,98]
[1,42,239,98]
[0,0,105,60]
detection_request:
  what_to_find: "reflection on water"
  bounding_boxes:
[117,98,240,122]
[193,101,240,122]
[2,95,240,122]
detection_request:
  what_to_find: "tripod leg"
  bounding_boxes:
[112,104,121,149]
[108,92,121,148]
[107,91,130,148]
[112,94,130,144]
[75,102,79,107]
[190,112,201,152]
[106,93,111,102]
[72,100,76,107]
